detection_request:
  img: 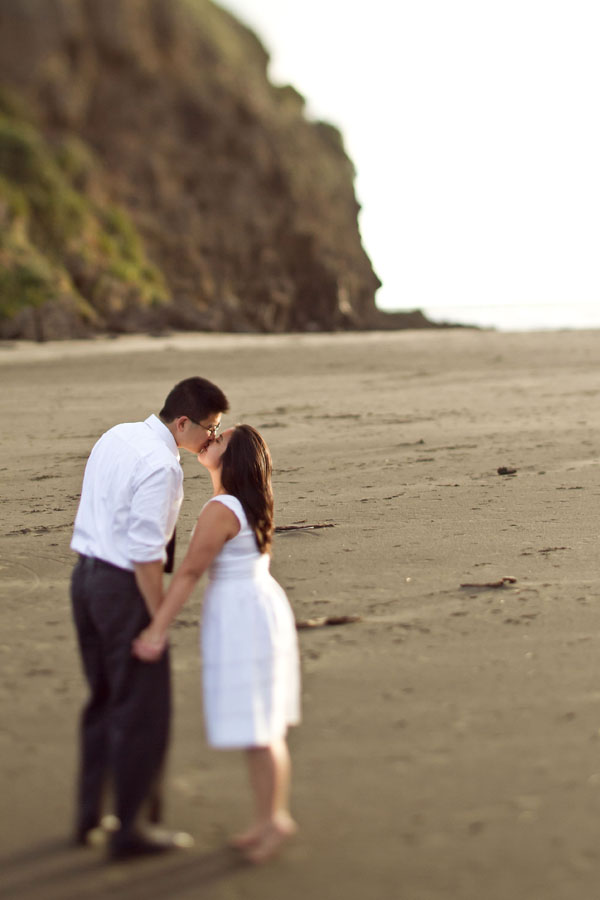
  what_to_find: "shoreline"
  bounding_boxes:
[1,325,599,366]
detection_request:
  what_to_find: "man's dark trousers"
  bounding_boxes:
[71,555,170,844]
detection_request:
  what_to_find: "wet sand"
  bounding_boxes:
[1,328,599,900]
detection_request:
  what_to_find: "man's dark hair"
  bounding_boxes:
[159,377,229,423]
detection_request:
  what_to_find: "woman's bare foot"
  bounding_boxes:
[244,814,297,864]
[228,823,265,850]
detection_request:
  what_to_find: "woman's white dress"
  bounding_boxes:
[201,495,301,748]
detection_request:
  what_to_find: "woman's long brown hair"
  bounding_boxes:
[220,425,274,554]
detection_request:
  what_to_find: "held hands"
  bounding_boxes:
[132,626,168,663]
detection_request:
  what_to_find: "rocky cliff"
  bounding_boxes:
[0,0,418,339]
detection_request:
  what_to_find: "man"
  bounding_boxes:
[70,376,229,860]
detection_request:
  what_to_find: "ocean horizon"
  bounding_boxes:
[380,301,600,333]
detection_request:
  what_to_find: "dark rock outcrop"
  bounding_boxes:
[0,0,417,338]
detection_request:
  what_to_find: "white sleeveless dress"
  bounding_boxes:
[200,495,301,748]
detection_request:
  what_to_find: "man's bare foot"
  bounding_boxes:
[229,824,264,850]
[244,815,297,864]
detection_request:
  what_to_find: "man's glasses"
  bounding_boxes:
[190,418,221,437]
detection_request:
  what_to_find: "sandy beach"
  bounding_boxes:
[1,327,599,900]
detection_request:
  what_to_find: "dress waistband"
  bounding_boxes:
[208,554,270,581]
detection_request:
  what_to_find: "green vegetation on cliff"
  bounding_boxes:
[0,90,167,339]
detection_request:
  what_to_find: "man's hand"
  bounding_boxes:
[132,627,168,663]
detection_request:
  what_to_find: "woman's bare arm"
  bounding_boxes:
[132,501,239,660]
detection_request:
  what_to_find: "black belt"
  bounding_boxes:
[78,555,134,576]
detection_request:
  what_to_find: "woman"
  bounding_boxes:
[133,425,301,863]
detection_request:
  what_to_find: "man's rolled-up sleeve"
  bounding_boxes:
[128,465,182,563]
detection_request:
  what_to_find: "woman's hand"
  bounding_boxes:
[132,627,168,662]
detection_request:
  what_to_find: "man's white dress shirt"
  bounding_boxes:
[71,414,184,571]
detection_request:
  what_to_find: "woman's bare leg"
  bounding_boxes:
[230,738,297,859]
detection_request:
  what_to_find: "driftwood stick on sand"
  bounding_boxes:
[296,615,362,629]
[460,576,518,589]
[275,523,336,532]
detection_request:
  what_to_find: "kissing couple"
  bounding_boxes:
[70,377,301,863]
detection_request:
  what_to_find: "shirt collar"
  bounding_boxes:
[145,414,180,460]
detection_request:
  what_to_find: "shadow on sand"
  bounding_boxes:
[0,837,244,900]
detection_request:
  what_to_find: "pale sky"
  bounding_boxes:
[219,0,600,329]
